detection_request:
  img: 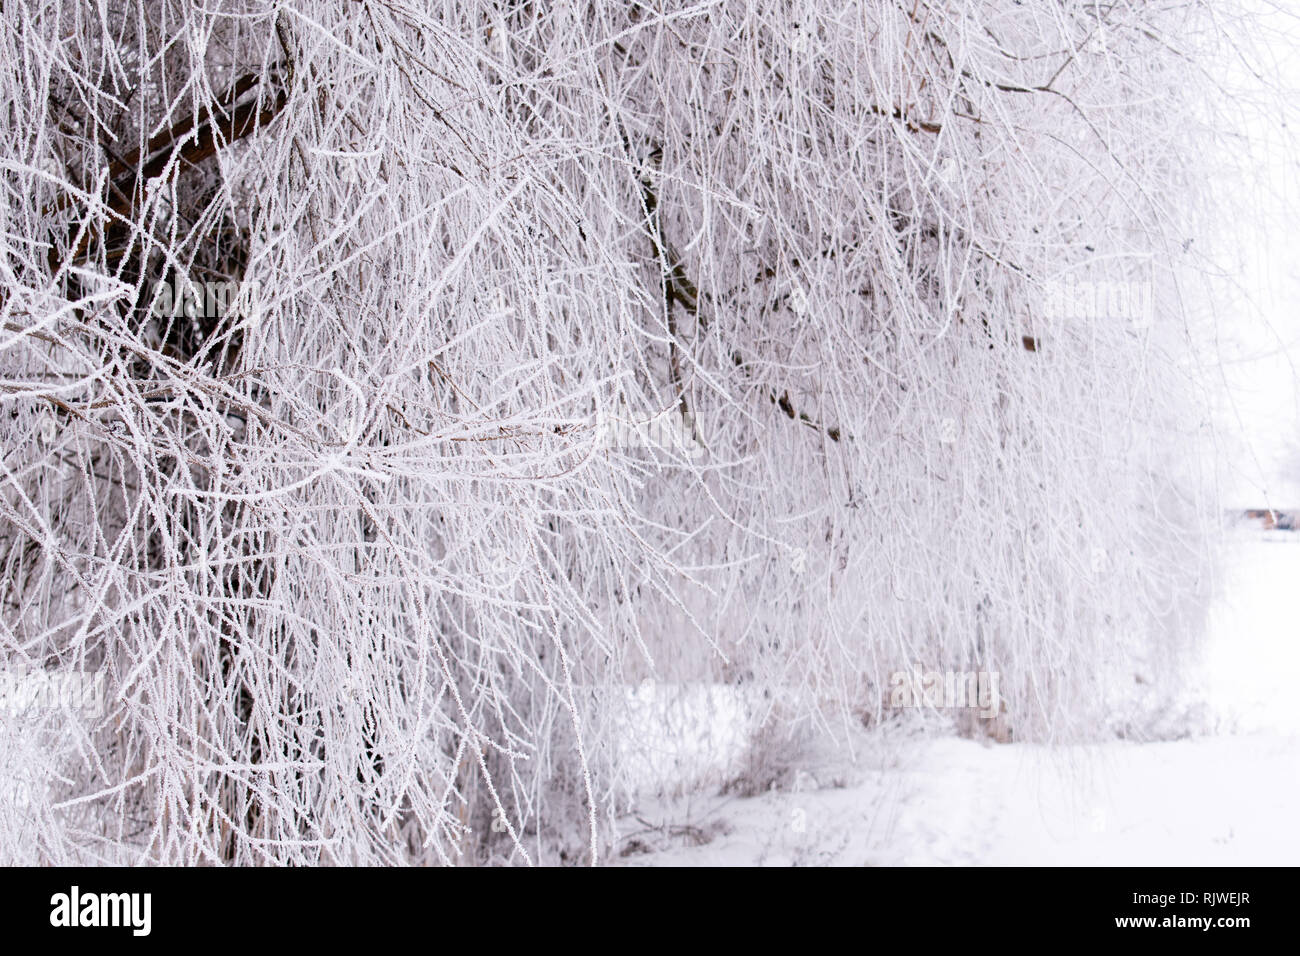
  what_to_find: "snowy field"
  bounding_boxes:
[615,532,1300,866]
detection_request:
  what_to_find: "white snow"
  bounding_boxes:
[1201,532,1300,734]
[616,532,1300,865]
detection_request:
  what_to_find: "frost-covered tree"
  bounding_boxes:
[0,0,1247,863]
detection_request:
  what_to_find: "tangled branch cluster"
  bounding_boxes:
[0,0,1233,863]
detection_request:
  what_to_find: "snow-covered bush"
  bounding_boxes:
[0,0,1238,863]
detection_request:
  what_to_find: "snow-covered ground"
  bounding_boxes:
[617,531,1300,865]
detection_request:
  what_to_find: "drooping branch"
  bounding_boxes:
[50,72,288,276]
[637,144,843,447]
